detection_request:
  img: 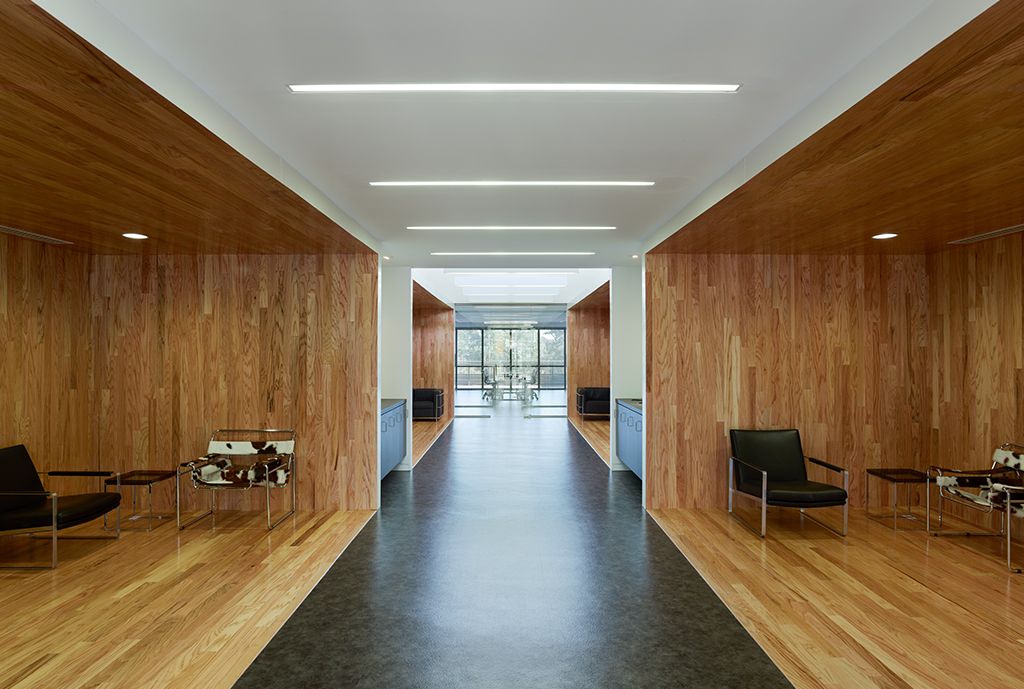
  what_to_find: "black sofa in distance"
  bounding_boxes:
[576,387,611,419]
[412,388,445,420]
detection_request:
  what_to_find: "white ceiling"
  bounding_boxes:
[39,1,992,283]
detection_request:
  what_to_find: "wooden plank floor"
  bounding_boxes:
[0,509,372,689]
[568,417,610,466]
[650,506,1024,689]
[411,418,453,467]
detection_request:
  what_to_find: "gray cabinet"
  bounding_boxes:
[616,399,643,480]
[381,399,407,477]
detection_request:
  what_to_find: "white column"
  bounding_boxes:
[610,266,644,474]
[380,266,413,473]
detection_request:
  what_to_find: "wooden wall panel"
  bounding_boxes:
[0,235,378,514]
[88,252,378,512]
[926,236,1024,529]
[0,234,94,493]
[412,305,455,426]
[567,284,610,422]
[645,253,930,509]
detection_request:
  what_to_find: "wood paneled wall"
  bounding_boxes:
[568,284,610,421]
[645,253,930,509]
[0,234,378,512]
[926,236,1024,528]
[0,235,94,493]
[412,305,454,426]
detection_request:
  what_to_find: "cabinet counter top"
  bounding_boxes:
[616,398,643,414]
[381,398,406,413]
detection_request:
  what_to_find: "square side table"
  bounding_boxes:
[105,470,176,531]
[866,468,929,531]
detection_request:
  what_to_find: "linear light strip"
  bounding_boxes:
[373,181,653,187]
[289,83,740,93]
[409,226,615,230]
[431,252,594,256]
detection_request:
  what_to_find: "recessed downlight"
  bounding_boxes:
[872,233,898,240]
[122,233,148,240]
[290,83,740,94]
[631,254,639,259]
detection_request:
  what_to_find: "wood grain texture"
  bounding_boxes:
[0,509,373,689]
[568,416,610,466]
[567,282,610,422]
[651,1,1024,256]
[90,252,379,512]
[0,234,94,493]
[651,507,1024,689]
[645,253,930,510]
[412,283,455,428]
[412,417,453,467]
[925,235,1024,531]
[0,235,378,513]
[0,1,371,256]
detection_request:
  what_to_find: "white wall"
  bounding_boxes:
[610,266,643,474]
[380,266,413,473]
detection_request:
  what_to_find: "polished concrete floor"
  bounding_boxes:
[234,400,790,688]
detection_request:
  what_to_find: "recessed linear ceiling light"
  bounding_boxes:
[872,233,898,240]
[375,181,652,187]
[443,271,578,275]
[432,252,595,256]
[289,83,740,94]
[409,226,615,231]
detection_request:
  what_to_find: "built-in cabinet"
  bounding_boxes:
[381,399,407,478]
[616,399,643,480]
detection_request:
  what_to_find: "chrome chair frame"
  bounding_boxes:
[728,455,849,538]
[177,429,296,531]
[927,442,1024,572]
[5,471,121,569]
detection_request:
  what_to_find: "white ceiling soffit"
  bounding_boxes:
[412,268,610,307]
[37,0,996,277]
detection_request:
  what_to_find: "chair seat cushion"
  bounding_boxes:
[193,456,290,487]
[0,492,121,532]
[738,480,847,507]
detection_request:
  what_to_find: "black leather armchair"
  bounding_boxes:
[0,444,121,569]
[728,429,848,537]
[412,388,444,420]
[576,387,610,419]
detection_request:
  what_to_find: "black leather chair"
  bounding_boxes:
[0,444,121,568]
[576,387,610,419]
[412,388,444,420]
[728,429,848,537]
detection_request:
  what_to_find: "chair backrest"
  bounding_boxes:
[207,430,295,457]
[0,444,47,512]
[992,443,1024,471]
[729,429,808,484]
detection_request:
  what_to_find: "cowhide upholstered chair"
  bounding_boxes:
[177,429,295,530]
[928,442,1024,572]
[728,429,849,538]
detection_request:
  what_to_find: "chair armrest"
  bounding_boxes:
[181,455,218,469]
[927,466,1018,478]
[249,454,292,467]
[729,455,766,476]
[807,457,845,474]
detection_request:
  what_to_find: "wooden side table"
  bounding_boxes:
[866,468,929,531]
[105,470,176,531]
